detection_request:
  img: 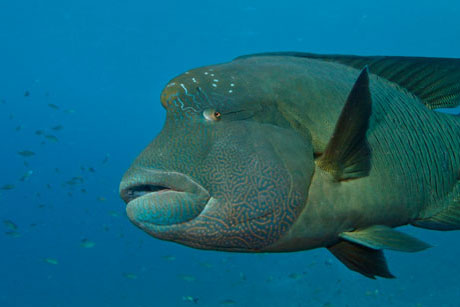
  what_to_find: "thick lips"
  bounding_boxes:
[119,168,210,226]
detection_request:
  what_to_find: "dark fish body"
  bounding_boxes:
[3,219,18,230]
[17,150,35,157]
[1,184,15,190]
[120,53,460,278]
[44,135,58,142]
[51,125,63,131]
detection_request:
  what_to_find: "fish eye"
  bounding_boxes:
[203,109,221,121]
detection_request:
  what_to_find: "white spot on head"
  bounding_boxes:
[228,90,233,93]
[204,72,209,75]
[185,71,190,74]
[167,82,176,88]
[230,83,235,87]
[212,83,217,88]
[180,83,188,94]
[210,74,215,77]
[213,79,219,82]
[192,78,197,83]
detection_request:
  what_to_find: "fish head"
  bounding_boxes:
[120,61,315,251]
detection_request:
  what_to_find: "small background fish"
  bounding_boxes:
[1,1,460,307]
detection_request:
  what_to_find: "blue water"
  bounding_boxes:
[1,1,459,306]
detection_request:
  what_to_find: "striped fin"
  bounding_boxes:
[412,181,460,230]
[236,52,460,110]
[413,204,460,230]
[339,225,431,252]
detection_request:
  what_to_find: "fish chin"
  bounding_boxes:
[126,190,209,226]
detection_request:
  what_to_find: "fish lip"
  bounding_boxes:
[119,168,210,205]
[120,184,171,204]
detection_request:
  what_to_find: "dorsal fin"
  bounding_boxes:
[236,52,460,110]
[317,67,371,181]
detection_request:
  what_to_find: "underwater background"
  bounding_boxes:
[1,1,460,306]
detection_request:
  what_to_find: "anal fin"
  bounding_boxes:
[328,240,394,279]
[339,225,431,252]
[413,181,460,230]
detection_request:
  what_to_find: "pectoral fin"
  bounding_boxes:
[317,67,372,181]
[339,225,431,252]
[328,240,394,279]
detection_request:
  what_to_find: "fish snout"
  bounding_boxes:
[119,168,210,226]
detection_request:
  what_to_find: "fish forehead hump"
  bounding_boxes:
[159,57,322,114]
[160,63,257,114]
[159,56,360,121]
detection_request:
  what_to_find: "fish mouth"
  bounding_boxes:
[120,184,171,204]
[119,168,210,226]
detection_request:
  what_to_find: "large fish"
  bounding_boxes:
[120,53,460,278]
